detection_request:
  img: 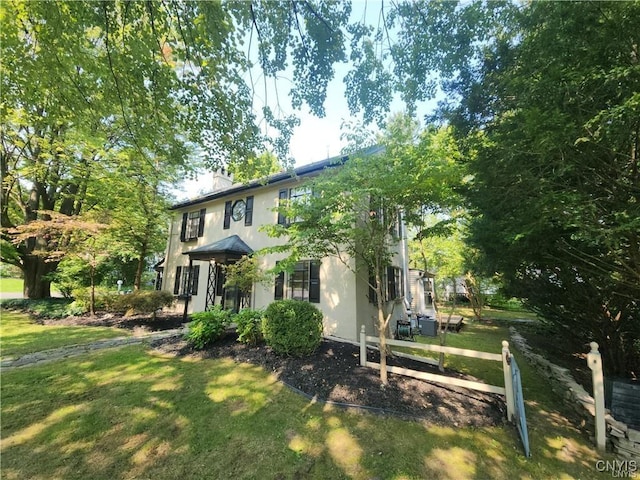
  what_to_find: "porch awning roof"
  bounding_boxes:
[183,235,253,262]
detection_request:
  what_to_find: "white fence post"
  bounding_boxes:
[360,325,367,367]
[587,341,606,451]
[502,340,515,422]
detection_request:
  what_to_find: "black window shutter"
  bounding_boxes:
[190,265,200,295]
[309,261,320,303]
[274,268,284,300]
[223,201,232,229]
[244,196,254,226]
[180,213,188,242]
[277,189,288,225]
[174,266,182,294]
[198,209,206,237]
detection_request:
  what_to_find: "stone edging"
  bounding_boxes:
[1,328,187,370]
[509,326,639,461]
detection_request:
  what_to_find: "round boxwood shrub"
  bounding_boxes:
[233,308,264,346]
[262,300,323,356]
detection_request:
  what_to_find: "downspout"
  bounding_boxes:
[164,217,175,295]
[400,210,411,306]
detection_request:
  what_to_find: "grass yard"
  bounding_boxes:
[0,314,615,479]
[0,278,62,296]
[442,305,539,323]
[0,312,128,360]
[0,278,23,294]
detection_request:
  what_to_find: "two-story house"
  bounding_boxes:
[160,150,409,342]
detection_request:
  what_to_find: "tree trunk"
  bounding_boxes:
[377,298,389,385]
[375,269,389,385]
[465,272,484,321]
[22,255,57,299]
[438,279,457,372]
[89,263,96,317]
[134,254,144,291]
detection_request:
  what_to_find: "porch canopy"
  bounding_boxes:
[183,234,253,263]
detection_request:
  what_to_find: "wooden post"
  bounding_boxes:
[360,325,367,367]
[502,340,515,422]
[587,341,606,451]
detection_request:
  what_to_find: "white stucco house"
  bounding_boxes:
[158,150,410,342]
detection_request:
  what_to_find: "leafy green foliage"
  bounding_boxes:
[0,263,21,279]
[442,2,639,376]
[187,306,232,350]
[0,298,80,319]
[265,117,463,380]
[223,255,269,307]
[109,291,175,316]
[228,152,283,183]
[360,1,640,376]
[1,0,355,299]
[69,287,114,313]
[233,309,265,346]
[262,300,323,356]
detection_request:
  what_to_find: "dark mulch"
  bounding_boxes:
[39,311,506,426]
[151,331,507,427]
[38,311,187,331]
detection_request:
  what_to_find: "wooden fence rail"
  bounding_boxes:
[359,325,515,421]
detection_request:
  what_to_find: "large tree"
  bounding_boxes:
[266,116,462,384]
[385,1,640,376]
[1,0,352,298]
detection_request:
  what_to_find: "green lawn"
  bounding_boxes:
[0,314,614,479]
[0,277,63,296]
[0,312,128,360]
[402,320,563,407]
[441,305,539,322]
[0,277,23,293]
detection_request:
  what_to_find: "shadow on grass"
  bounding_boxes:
[0,345,615,480]
[1,313,125,359]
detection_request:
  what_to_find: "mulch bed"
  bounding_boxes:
[39,311,506,426]
[37,311,188,331]
[151,331,507,427]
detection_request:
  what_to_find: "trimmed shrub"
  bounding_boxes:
[187,306,232,349]
[110,290,175,316]
[233,308,264,346]
[262,300,323,356]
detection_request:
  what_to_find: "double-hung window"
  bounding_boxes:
[387,266,404,301]
[278,186,312,225]
[274,260,320,303]
[368,266,403,303]
[180,209,206,241]
[173,265,200,297]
